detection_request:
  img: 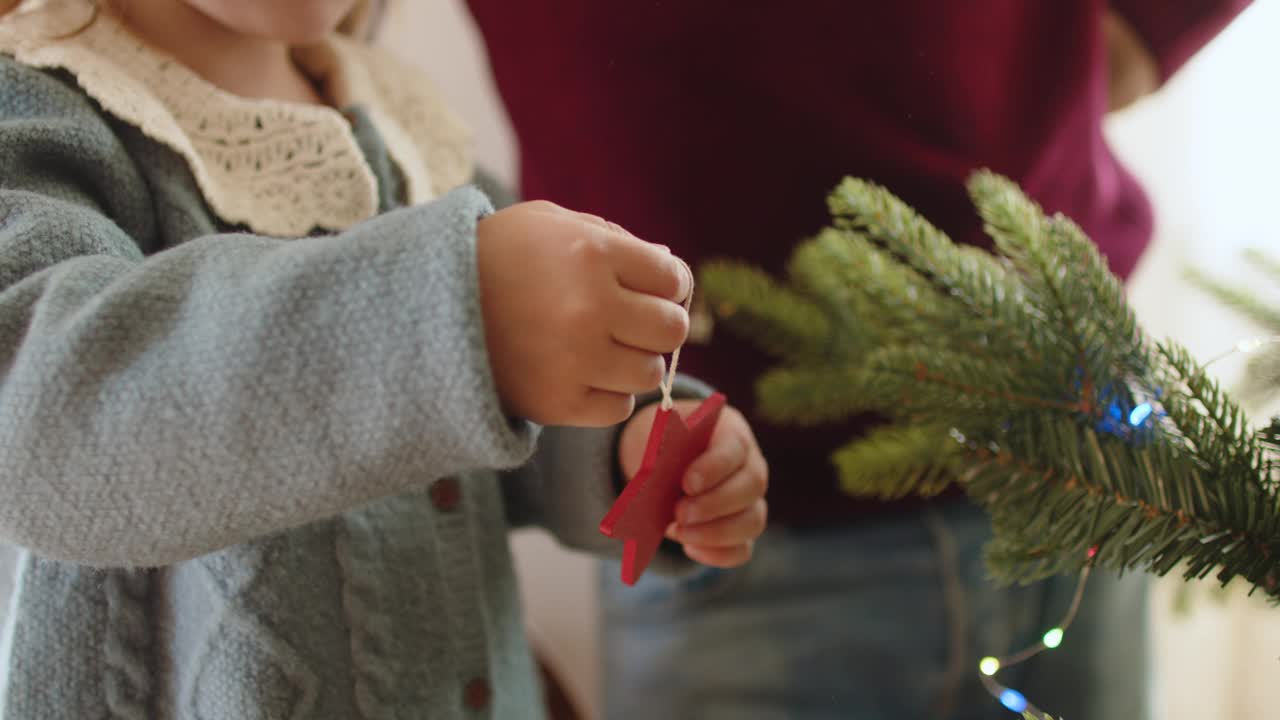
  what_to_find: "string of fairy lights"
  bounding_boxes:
[976,336,1280,717]
[977,554,1093,716]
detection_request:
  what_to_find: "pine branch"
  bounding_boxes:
[1260,418,1279,489]
[755,365,875,425]
[787,228,943,350]
[969,171,1147,391]
[1261,417,1280,455]
[826,178,1053,360]
[833,424,962,499]
[969,413,1280,589]
[699,262,833,360]
[1243,247,1280,288]
[1186,267,1280,332]
[1155,341,1265,482]
[1241,350,1280,404]
[700,170,1280,600]
[755,344,1079,427]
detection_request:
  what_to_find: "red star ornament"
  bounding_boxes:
[599,393,727,585]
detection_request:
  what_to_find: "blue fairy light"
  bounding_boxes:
[999,689,1028,713]
[1128,402,1153,426]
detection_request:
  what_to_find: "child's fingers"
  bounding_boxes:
[683,542,754,568]
[676,454,767,525]
[671,500,767,547]
[683,432,748,494]
[610,290,690,355]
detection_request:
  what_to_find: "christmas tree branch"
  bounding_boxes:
[699,262,833,360]
[793,228,1037,364]
[1186,267,1280,331]
[755,365,874,425]
[833,424,962,499]
[969,171,1147,388]
[968,416,1280,590]
[828,179,1051,362]
[1244,248,1280,286]
[701,171,1280,599]
[1155,341,1265,480]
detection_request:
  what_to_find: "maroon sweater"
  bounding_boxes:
[466,0,1251,526]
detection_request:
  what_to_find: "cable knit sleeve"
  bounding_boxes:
[0,57,537,567]
[1109,0,1252,81]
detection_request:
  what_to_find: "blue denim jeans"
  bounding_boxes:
[599,499,1149,720]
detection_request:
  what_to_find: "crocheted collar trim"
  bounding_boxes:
[0,0,472,236]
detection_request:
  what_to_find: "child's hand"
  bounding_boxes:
[618,400,769,568]
[476,201,690,427]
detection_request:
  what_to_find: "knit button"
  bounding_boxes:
[463,677,492,711]
[430,477,462,512]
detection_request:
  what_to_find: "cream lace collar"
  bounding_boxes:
[0,0,473,237]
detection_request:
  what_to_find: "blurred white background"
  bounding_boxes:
[383,2,1280,717]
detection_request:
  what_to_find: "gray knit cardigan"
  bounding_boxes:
[0,55,695,719]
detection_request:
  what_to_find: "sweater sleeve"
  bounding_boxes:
[500,375,714,575]
[0,58,537,568]
[1109,0,1253,81]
